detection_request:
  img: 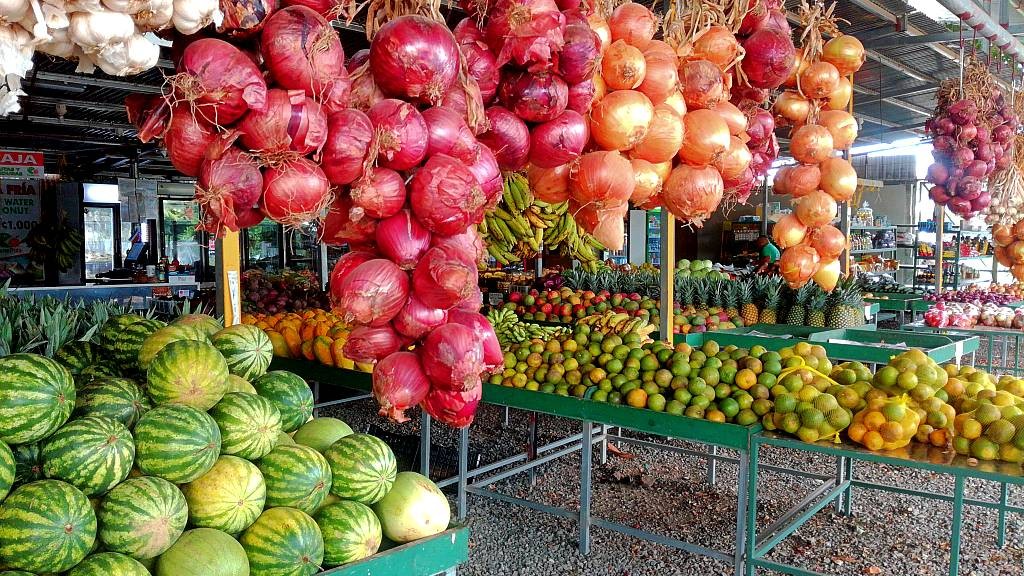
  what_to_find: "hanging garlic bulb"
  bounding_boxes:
[73,44,96,73]
[37,25,74,57]
[132,0,170,31]
[0,0,31,26]
[101,0,152,13]
[0,23,34,115]
[95,33,158,75]
[64,0,105,12]
[69,8,133,52]
[16,0,52,43]
[39,0,70,29]
[171,0,220,35]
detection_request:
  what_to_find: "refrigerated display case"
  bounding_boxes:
[159,199,212,281]
[647,209,661,266]
[244,220,282,272]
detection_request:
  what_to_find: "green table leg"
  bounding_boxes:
[579,420,592,555]
[986,336,994,374]
[998,482,1008,548]
[949,476,965,576]
[745,438,760,576]
[842,457,854,516]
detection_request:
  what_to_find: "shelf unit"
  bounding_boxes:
[911,223,996,290]
[849,226,899,280]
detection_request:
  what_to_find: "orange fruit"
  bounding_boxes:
[705,409,726,423]
[863,411,886,431]
[735,368,756,390]
[625,388,648,408]
[862,430,884,451]
[928,428,947,447]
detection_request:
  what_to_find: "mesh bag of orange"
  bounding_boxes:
[848,395,920,451]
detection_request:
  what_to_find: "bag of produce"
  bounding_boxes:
[871,349,947,403]
[953,401,1024,463]
[848,395,920,451]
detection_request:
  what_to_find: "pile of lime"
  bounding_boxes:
[871,349,947,403]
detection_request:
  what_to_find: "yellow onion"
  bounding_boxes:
[813,259,841,292]
[631,103,684,163]
[1011,240,1024,262]
[590,89,655,151]
[570,150,635,206]
[799,61,840,100]
[828,77,852,110]
[643,40,676,59]
[774,90,811,126]
[822,35,866,76]
[772,165,793,195]
[603,40,646,90]
[680,59,725,110]
[1014,219,1024,241]
[650,160,672,182]
[588,12,612,53]
[784,48,807,89]
[772,214,808,249]
[993,223,1014,247]
[996,244,1013,267]
[663,90,687,117]
[528,163,570,203]
[787,163,821,198]
[662,163,723,227]
[592,73,608,103]
[679,108,730,166]
[819,157,857,202]
[691,25,740,71]
[629,158,662,206]
[608,2,657,50]
[780,243,821,288]
[795,189,838,228]
[818,110,858,150]
[790,124,834,164]
[1013,263,1024,281]
[809,224,847,261]
[637,52,679,105]
[714,101,748,136]
[716,136,752,180]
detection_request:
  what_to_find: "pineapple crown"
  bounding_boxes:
[763,277,783,309]
[723,281,738,308]
[737,278,753,302]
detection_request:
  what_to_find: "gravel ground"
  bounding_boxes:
[320,396,1024,576]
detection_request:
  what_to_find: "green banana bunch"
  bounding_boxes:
[486,306,570,348]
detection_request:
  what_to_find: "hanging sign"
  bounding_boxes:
[0,151,44,179]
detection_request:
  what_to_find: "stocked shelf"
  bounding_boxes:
[850,247,898,255]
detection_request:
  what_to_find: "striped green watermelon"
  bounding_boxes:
[252,371,314,433]
[98,476,187,559]
[258,444,332,515]
[74,377,151,428]
[41,415,135,496]
[55,340,98,375]
[109,318,167,367]
[0,440,12,501]
[0,479,96,573]
[155,528,249,576]
[209,392,282,461]
[323,434,396,505]
[182,455,266,534]
[173,314,223,337]
[67,552,151,576]
[96,315,146,354]
[134,405,221,483]
[292,418,353,453]
[10,443,42,485]
[147,340,229,410]
[76,362,122,388]
[137,324,211,371]
[0,353,75,445]
[212,324,273,381]
[227,374,258,394]
[240,507,323,576]
[315,500,382,567]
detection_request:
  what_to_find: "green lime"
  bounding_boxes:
[666,399,685,415]
[647,393,667,412]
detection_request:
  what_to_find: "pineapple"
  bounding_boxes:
[708,280,724,314]
[695,279,710,313]
[759,278,783,325]
[784,284,813,325]
[724,282,739,318]
[840,277,866,327]
[676,276,694,312]
[739,280,759,326]
[806,289,828,327]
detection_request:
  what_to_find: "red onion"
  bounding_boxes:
[280,0,342,19]
[952,147,974,168]
[477,106,531,171]
[412,244,478,309]
[261,157,331,227]
[566,79,597,114]
[557,23,602,84]
[335,259,409,326]
[321,109,373,185]
[739,0,769,35]
[238,89,328,156]
[321,194,377,247]
[454,18,485,44]
[499,71,568,123]
[218,0,278,37]
[459,40,500,104]
[957,124,977,144]
[971,192,991,213]
[195,147,263,235]
[174,38,268,126]
[351,167,406,222]
[369,15,460,106]
[926,162,949,185]
[373,351,431,423]
[234,206,266,228]
[529,110,588,169]
[420,383,481,428]
[329,250,377,305]
[975,124,991,145]
[132,97,169,143]
[929,184,951,204]
[746,109,775,146]
[483,0,565,70]
[933,135,954,152]
[393,295,448,340]
[350,72,385,111]
[448,310,503,373]
[367,99,429,171]
[422,107,480,163]
[975,143,994,162]
[344,325,402,364]
[997,151,1013,170]
[432,226,486,263]
[994,123,1014,144]
[934,117,955,136]
[261,7,350,114]
[964,159,989,178]
[948,99,978,126]
[740,28,796,90]
[409,154,487,237]
[376,209,431,270]
[347,49,369,72]
[419,323,485,391]
[956,176,982,201]
[948,196,972,217]
[465,144,504,207]
[164,107,219,177]
[763,9,791,34]
[455,284,483,312]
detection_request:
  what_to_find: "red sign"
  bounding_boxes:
[0,151,44,178]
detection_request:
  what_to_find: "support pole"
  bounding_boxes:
[659,210,675,340]
[935,207,945,293]
[215,231,242,326]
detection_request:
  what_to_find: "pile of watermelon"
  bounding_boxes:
[0,312,451,576]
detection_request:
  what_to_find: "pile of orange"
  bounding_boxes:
[240,309,370,372]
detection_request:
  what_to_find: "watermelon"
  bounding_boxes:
[55,340,98,375]
[212,324,273,381]
[41,415,134,496]
[315,500,382,567]
[76,362,121,387]
[0,440,12,500]
[209,392,283,461]
[67,552,151,576]
[252,371,314,432]
[155,528,249,576]
[0,480,96,573]
[173,313,223,336]
[227,374,258,394]
[74,377,151,428]
[96,315,146,355]
[98,476,188,559]
[134,405,221,483]
[182,455,266,534]
[239,507,323,576]
[108,318,167,367]
[292,418,353,453]
[10,443,42,485]
[323,434,396,505]
[138,324,211,371]
[147,340,229,410]
[0,353,75,445]
[373,471,450,543]
[276,431,296,446]
[258,444,332,515]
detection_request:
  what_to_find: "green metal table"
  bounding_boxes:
[319,527,469,576]
[744,433,1024,576]
[902,321,1024,376]
[864,293,924,325]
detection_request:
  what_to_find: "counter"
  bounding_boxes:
[8,281,201,306]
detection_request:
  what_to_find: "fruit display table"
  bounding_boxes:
[319,527,469,576]
[744,432,1024,576]
[864,293,924,324]
[902,322,1024,376]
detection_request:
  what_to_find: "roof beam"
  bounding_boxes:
[852,85,933,116]
[30,71,162,94]
[19,96,127,113]
[858,121,928,140]
[2,116,136,132]
[863,25,1024,48]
